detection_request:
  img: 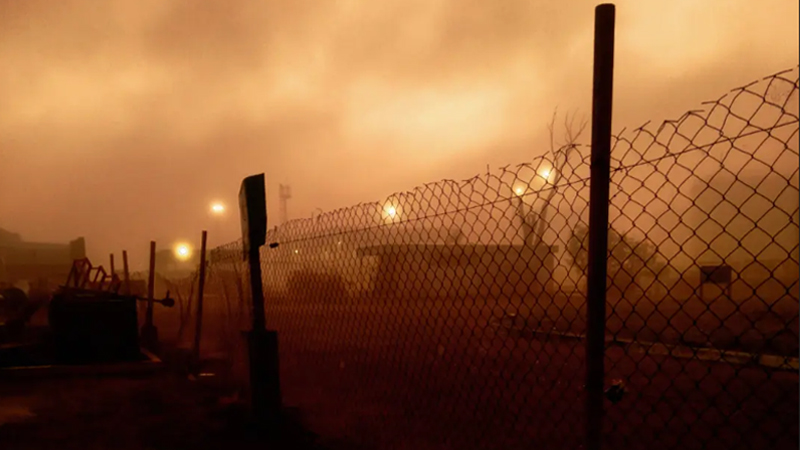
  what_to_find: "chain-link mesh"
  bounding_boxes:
[155,67,799,450]
[602,68,799,450]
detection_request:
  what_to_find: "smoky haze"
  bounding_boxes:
[0,0,797,269]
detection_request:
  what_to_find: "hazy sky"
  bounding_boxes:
[0,0,798,269]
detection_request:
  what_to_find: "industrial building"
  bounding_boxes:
[0,227,86,291]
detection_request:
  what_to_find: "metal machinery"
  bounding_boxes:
[48,258,174,364]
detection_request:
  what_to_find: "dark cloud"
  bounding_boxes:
[144,1,274,75]
[0,0,797,268]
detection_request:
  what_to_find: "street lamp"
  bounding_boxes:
[210,202,225,215]
[514,166,555,200]
[174,242,193,261]
[381,201,401,223]
[209,202,226,246]
[539,168,551,180]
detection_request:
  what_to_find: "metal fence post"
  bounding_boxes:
[122,250,131,295]
[586,4,616,450]
[141,240,159,352]
[193,230,208,366]
[146,241,156,326]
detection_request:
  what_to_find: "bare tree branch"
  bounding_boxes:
[518,109,587,253]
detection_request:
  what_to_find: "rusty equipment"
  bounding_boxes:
[48,258,174,364]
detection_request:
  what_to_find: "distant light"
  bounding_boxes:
[514,186,525,196]
[382,202,401,222]
[294,249,299,254]
[210,202,225,214]
[174,243,192,261]
[540,169,551,179]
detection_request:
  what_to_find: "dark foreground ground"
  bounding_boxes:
[0,367,359,450]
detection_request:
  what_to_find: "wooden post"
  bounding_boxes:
[122,250,131,295]
[193,231,208,366]
[109,253,115,276]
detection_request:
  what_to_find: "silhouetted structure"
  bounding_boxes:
[0,227,85,289]
[279,184,292,225]
[357,243,558,299]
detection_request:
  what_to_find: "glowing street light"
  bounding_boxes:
[539,168,551,180]
[513,166,555,199]
[208,202,227,245]
[380,201,401,223]
[210,202,225,215]
[174,242,192,261]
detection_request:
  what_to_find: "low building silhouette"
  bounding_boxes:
[0,227,85,290]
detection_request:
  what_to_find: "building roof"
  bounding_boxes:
[0,227,22,245]
[0,229,85,269]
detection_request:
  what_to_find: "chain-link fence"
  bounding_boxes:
[152,67,799,450]
[601,68,799,450]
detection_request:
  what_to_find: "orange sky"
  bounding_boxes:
[0,0,798,269]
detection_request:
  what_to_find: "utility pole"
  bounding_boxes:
[278,184,291,225]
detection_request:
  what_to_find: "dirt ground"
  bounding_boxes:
[0,368,358,450]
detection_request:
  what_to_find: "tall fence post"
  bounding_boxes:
[146,241,156,325]
[586,4,615,450]
[193,230,208,367]
[122,250,131,295]
[141,240,159,352]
